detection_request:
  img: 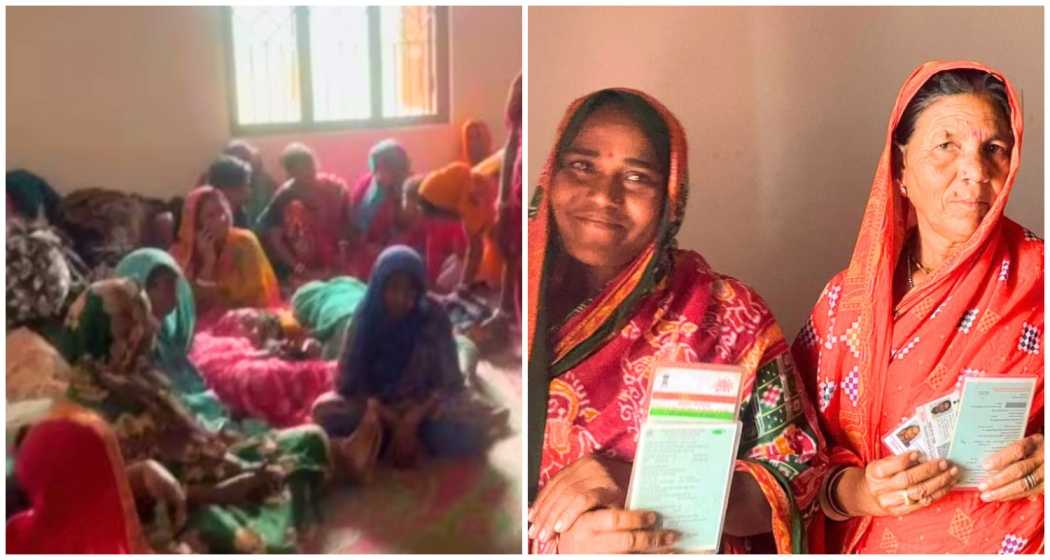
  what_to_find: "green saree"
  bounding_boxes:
[64,278,331,553]
[114,248,266,436]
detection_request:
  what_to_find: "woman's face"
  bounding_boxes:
[146,267,178,321]
[375,159,409,191]
[900,93,1012,246]
[550,105,666,270]
[383,271,419,321]
[287,159,317,186]
[198,194,231,241]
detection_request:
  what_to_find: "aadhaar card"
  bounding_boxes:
[647,362,743,422]
[947,376,1037,487]
[626,421,741,553]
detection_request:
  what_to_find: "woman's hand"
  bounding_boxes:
[528,455,632,543]
[127,460,187,531]
[556,508,678,554]
[196,227,218,271]
[206,465,285,505]
[838,453,959,517]
[979,433,1043,502]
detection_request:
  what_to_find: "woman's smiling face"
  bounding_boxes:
[550,104,667,270]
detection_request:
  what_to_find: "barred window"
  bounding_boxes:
[225,6,449,134]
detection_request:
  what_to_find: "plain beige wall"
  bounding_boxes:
[529,6,1044,337]
[7,6,521,198]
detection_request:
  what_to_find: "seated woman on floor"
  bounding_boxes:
[346,139,414,279]
[397,174,468,293]
[7,170,89,337]
[197,140,278,228]
[256,143,351,287]
[142,242,332,429]
[311,246,505,473]
[7,403,187,553]
[171,185,280,319]
[115,248,268,435]
[62,277,335,553]
[418,162,503,294]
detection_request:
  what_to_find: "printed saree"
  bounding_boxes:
[171,186,280,312]
[64,278,331,553]
[255,172,351,279]
[791,60,1043,554]
[527,89,827,553]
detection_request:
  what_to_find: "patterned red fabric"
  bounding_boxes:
[792,60,1043,553]
[190,331,336,428]
[347,172,400,279]
[533,250,826,553]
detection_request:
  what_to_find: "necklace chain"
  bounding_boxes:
[906,244,933,291]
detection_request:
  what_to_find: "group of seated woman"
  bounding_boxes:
[6,76,522,551]
[527,60,1042,554]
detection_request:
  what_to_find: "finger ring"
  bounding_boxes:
[900,489,912,507]
[1024,473,1038,491]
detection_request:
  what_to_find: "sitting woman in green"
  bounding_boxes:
[114,248,266,436]
[64,277,332,553]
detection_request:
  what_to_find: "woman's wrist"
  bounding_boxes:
[821,466,854,521]
[833,466,874,518]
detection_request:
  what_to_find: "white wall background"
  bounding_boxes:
[7,6,521,198]
[529,6,1044,337]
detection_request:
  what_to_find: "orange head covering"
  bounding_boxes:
[526,88,689,500]
[419,161,493,235]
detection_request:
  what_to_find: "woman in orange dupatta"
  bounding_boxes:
[792,60,1043,554]
[526,89,827,553]
[171,186,280,318]
[7,402,152,553]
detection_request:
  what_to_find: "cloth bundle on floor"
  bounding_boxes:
[190,332,336,428]
[61,188,168,268]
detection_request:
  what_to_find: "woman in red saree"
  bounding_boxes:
[7,402,151,553]
[347,139,413,280]
[256,143,351,284]
[527,89,826,553]
[792,61,1043,554]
